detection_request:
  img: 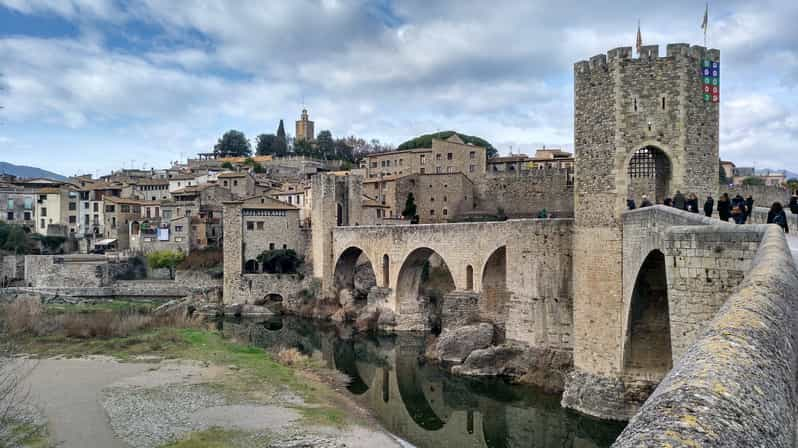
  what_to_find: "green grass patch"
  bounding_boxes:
[3,421,51,448]
[298,406,348,428]
[45,299,158,314]
[159,427,260,448]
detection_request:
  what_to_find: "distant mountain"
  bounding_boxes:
[0,161,66,180]
[754,168,798,179]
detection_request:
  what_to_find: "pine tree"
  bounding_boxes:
[275,120,287,155]
[402,193,417,220]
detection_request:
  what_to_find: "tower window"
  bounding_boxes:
[662,97,666,110]
[633,97,638,112]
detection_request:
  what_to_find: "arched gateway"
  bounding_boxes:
[568,43,720,419]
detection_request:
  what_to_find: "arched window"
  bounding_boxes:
[382,254,390,288]
[466,265,474,290]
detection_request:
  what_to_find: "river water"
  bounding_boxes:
[223,316,625,448]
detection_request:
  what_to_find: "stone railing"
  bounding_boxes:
[749,206,798,231]
[613,225,798,447]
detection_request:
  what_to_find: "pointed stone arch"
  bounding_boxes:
[623,249,672,380]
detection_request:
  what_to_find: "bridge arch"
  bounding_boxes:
[480,246,509,333]
[395,247,456,332]
[333,246,377,300]
[622,249,672,380]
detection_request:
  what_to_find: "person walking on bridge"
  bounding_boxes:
[686,193,699,213]
[745,195,754,221]
[640,195,652,208]
[717,193,731,222]
[731,194,746,224]
[703,194,714,217]
[673,190,686,210]
[789,191,798,215]
[767,202,789,233]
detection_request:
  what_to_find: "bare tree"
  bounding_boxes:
[0,301,41,445]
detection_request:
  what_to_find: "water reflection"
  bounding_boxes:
[223,317,624,448]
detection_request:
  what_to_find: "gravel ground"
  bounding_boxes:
[100,359,403,448]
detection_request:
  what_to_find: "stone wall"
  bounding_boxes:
[330,219,573,348]
[723,184,791,208]
[1,256,24,285]
[224,272,314,308]
[474,169,574,218]
[24,255,114,288]
[571,44,721,415]
[613,226,798,447]
[564,206,766,421]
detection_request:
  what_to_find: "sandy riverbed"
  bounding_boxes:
[21,357,405,448]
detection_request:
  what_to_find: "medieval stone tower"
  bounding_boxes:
[568,44,720,412]
[311,173,363,296]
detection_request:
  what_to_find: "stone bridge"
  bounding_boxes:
[329,219,573,343]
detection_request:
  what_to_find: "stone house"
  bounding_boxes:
[75,182,122,240]
[218,171,257,198]
[35,187,76,236]
[168,174,200,193]
[129,215,191,254]
[365,134,486,181]
[123,178,171,201]
[487,149,574,174]
[271,183,309,221]
[223,195,305,274]
[102,197,159,251]
[362,172,475,223]
[164,184,231,249]
[0,186,36,228]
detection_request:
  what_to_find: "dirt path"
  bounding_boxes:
[21,357,405,448]
[22,357,156,448]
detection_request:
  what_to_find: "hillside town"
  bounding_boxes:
[0,108,581,259]
[3,1,798,447]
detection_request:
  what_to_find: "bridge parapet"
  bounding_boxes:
[565,206,770,420]
[614,225,798,447]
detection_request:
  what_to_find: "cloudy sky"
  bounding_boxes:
[0,0,796,176]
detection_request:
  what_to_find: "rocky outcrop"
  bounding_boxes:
[452,342,573,393]
[352,262,376,300]
[430,323,494,364]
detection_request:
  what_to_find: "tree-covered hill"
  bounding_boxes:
[397,131,497,158]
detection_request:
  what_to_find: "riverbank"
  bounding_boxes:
[1,300,405,448]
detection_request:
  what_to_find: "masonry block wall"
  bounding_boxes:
[474,170,574,218]
[24,255,112,288]
[614,226,798,447]
[620,206,764,365]
[331,219,573,349]
[572,44,720,388]
[222,201,243,302]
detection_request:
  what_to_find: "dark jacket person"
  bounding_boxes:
[673,190,686,210]
[767,202,789,233]
[717,193,731,222]
[704,195,714,217]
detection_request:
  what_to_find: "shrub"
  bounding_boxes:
[2,297,44,336]
[177,247,222,271]
[147,250,186,279]
[256,249,303,274]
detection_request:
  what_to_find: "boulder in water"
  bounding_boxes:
[434,323,494,364]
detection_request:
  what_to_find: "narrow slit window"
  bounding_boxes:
[661,97,666,110]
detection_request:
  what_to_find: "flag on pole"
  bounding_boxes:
[701,3,709,45]
[636,20,642,54]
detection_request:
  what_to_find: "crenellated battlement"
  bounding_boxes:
[574,43,720,75]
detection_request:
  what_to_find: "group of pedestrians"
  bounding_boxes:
[627,190,793,234]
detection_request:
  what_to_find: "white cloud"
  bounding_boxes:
[0,0,797,172]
